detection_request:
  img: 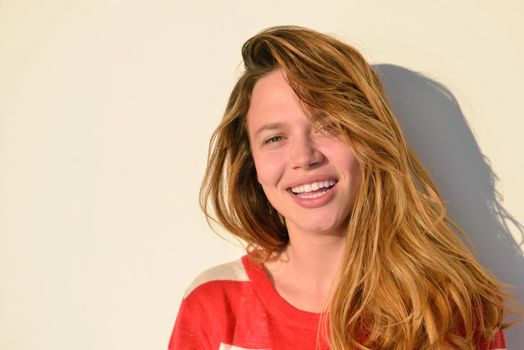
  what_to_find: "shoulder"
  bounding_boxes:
[183,256,250,298]
[169,256,266,349]
[483,328,507,350]
[170,256,253,346]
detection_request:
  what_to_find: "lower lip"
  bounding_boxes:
[288,184,337,208]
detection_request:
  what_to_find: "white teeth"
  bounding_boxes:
[296,190,328,199]
[291,179,336,194]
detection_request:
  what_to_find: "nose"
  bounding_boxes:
[289,134,324,169]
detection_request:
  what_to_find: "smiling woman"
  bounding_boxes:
[247,69,361,235]
[168,26,511,350]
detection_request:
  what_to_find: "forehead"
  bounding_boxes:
[247,70,330,131]
[247,70,307,127]
[250,69,298,108]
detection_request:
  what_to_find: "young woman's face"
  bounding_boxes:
[247,69,361,237]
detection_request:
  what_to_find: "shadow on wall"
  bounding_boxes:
[374,64,524,348]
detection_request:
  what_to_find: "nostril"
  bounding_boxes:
[290,147,324,169]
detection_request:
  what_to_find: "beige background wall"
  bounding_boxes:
[1,0,522,349]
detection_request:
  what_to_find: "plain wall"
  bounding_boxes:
[1,0,522,349]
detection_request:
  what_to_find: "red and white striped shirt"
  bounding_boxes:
[168,255,506,350]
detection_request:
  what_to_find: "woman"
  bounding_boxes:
[169,25,510,349]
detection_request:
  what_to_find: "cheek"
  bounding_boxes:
[253,152,285,187]
[328,145,361,182]
[342,151,362,196]
[347,153,361,177]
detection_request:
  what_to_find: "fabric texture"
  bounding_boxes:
[168,255,507,350]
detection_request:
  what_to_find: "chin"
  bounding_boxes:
[296,218,348,236]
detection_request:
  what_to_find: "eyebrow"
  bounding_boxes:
[254,122,286,138]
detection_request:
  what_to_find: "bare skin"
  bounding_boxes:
[247,69,360,313]
[263,231,346,313]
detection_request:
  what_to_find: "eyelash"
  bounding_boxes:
[261,125,339,146]
[263,135,283,145]
[316,124,340,135]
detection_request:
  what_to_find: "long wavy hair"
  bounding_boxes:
[200,25,509,350]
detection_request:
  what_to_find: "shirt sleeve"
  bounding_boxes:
[483,329,507,350]
[167,298,204,350]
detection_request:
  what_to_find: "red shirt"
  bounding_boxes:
[168,255,506,349]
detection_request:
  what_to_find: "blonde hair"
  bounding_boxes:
[200,25,510,349]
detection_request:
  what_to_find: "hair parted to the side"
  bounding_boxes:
[200,25,510,350]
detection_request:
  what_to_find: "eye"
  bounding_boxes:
[315,123,340,136]
[263,135,284,145]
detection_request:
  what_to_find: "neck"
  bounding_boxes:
[271,226,346,295]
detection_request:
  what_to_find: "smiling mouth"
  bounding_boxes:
[288,179,337,199]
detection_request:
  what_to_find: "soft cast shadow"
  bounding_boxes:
[374,64,524,347]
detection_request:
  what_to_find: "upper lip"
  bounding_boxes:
[285,175,338,190]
